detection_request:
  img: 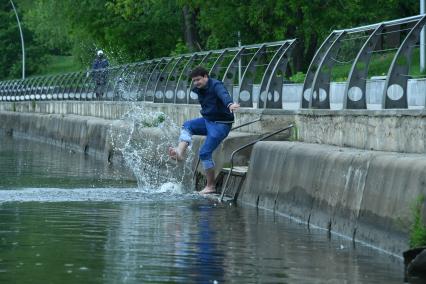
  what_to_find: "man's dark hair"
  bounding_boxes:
[190,66,209,78]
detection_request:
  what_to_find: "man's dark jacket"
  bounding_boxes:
[192,78,234,123]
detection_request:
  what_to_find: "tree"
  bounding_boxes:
[0,1,47,80]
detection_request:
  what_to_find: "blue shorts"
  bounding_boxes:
[179,117,232,170]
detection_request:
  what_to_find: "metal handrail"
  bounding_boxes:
[219,124,294,202]
[191,117,262,187]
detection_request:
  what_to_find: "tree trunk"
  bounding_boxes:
[182,5,199,52]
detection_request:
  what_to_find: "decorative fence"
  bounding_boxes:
[1,15,426,110]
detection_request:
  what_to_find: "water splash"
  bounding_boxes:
[110,104,194,192]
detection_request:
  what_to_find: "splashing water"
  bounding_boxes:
[110,105,195,193]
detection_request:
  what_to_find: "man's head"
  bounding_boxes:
[97,50,104,58]
[190,66,209,89]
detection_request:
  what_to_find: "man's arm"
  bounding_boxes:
[214,81,233,109]
[214,81,240,113]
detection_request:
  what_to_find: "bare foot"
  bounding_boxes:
[168,146,183,161]
[199,186,216,194]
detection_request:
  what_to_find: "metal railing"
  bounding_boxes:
[0,40,296,109]
[1,15,425,110]
[219,124,294,202]
[302,14,426,109]
[191,117,262,189]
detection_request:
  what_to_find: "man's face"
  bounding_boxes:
[192,75,209,89]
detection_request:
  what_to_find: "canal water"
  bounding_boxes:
[0,134,404,283]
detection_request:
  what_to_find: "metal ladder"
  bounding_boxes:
[219,124,294,203]
[192,118,261,192]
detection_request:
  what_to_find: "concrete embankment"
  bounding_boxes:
[3,101,426,154]
[239,141,426,255]
[1,101,424,255]
[0,110,264,179]
[0,111,118,161]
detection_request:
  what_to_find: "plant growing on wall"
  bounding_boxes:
[410,195,426,248]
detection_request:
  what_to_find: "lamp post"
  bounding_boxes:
[421,0,425,73]
[10,0,25,79]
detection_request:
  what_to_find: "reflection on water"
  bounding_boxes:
[0,135,136,189]
[0,135,403,283]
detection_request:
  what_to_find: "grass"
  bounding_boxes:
[410,195,426,248]
[39,55,82,76]
[290,47,426,83]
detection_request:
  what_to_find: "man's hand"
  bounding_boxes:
[228,103,240,113]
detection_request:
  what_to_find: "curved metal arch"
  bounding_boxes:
[56,74,72,99]
[344,24,384,109]
[60,73,76,99]
[5,80,16,99]
[164,56,188,103]
[383,15,426,109]
[257,41,292,108]
[144,59,168,101]
[301,32,339,108]
[11,79,21,99]
[82,69,95,99]
[209,50,230,79]
[10,79,20,100]
[310,31,346,109]
[103,66,120,100]
[65,72,81,99]
[134,61,154,100]
[110,65,129,101]
[47,74,64,99]
[12,79,23,98]
[26,77,39,97]
[2,81,10,99]
[49,74,65,99]
[0,81,5,99]
[119,64,138,96]
[127,63,144,92]
[137,61,157,100]
[238,45,267,107]
[71,72,86,99]
[20,78,32,99]
[125,63,142,100]
[38,76,51,98]
[188,52,213,104]
[260,40,297,109]
[175,53,200,104]
[222,47,249,102]
[33,77,47,100]
[153,58,177,103]
[5,80,14,100]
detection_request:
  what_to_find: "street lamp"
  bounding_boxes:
[10,0,25,79]
[421,0,425,73]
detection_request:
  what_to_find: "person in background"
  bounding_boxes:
[168,66,240,194]
[91,50,109,99]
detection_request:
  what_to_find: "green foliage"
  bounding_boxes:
[0,1,48,79]
[171,39,190,57]
[290,72,306,83]
[39,56,81,76]
[139,112,166,127]
[410,195,426,248]
[0,0,421,79]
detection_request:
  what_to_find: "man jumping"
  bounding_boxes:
[168,66,240,194]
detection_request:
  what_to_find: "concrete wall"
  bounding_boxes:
[0,102,424,254]
[2,101,426,154]
[239,141,426,255]
[0,110,265,181]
